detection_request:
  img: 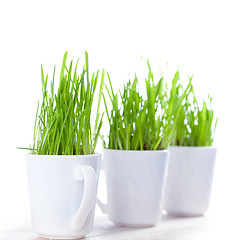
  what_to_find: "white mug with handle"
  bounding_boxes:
[26,154,101,239]
[163,146,217,216]
[97,149,169,227]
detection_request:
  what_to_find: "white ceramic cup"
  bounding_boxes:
[163,146,217,217]
[26,154,101,239]
[97,149,169,227]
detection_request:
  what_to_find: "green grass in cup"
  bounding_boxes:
[171,81,217,146]
[27,51,104,155]
[103,61,191,150]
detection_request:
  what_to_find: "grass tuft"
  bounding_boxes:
[171,80,217,146]
[103,61,191,150]
[29,51,104,155]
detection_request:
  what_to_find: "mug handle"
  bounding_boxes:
[71,165,97,230]
[96,159,108,214]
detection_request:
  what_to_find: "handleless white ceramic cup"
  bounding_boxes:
[26,154,101,239]
[97,149,169,227]
[163,146,217,217]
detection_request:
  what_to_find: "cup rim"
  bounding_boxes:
[25,153,101,158]
[103,148,168,153]
[169,146,217,150]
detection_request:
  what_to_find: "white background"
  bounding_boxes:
[0,0,240,231]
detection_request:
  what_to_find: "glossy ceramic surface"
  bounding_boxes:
[26,154,101,239]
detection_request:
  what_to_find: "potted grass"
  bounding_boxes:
[23,51,104,239]
[163,82,218,217]
[97,62,191,227]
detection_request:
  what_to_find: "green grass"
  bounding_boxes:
[28,51,104,155]
[103,61,191,150]
[171,81,217,146]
